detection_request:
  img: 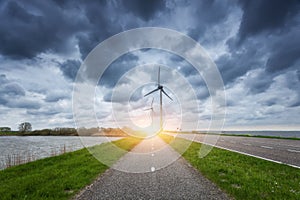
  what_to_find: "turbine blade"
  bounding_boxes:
[158,66,160,86]
[144,88,159,97]
[162,89,173,101]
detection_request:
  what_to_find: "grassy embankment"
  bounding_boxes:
[160,134,300,200]
[0,137,141,200]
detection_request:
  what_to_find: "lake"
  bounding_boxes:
[0,136,122,170]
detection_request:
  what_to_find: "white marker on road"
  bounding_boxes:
[261,146,273,149]
[151,167,155,172]
[287,149,300,153]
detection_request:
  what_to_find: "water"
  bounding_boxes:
[220,131,300,138]
[0,136,122,170]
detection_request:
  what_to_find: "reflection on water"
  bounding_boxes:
[0,136,122,170]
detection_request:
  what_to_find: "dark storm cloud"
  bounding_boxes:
[212,0,299,85]
[75,1,123,59]
[122,0,166,21]
[0,0,86,59]
[187,0,236,40]
[238,0,299,40]
[99,53,139,88]
[217,0,300,95]
[168,53,200,79]
[266,30,300,73]
[216,42,262,86]
[59,59,81,80]
[246,75,272,94]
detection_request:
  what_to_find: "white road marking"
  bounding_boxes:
[207,143,300,169]
[287,149,300,153]
[261,146,273,149]
[151,167,155,172]
[179,136,300,169]
[286,144,300,148]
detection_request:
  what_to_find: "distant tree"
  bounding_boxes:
[18,122,32,132]
[0,127,11,131]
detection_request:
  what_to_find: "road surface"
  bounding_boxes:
[75,136,229,200]
[176,134,300,168]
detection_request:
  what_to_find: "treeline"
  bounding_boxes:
[28,128,78,136]
[0,127,130,137]
[78,127,128,137]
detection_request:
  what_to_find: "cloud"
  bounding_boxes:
[243,69,273,94]
[0,1,85,59]
[59,59,81,80]
[266,29,300,72]
[44,90,70,102]
[186,0,237,40]
[122,0,167,21]
[7,99,41,109]
[0,76,41,109]
[0,75,26,105]
[3,83,26,96]
[0,0,299,130]
[238,0,299,40]
[98,53,139,88]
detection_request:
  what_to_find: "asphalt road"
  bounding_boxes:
[177,134,300,168]
[75,136,229,200]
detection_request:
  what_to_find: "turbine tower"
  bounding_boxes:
[144,98,155,126]
[144,67,172,131]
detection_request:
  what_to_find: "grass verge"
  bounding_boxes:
[160,134,300,200]
[0,137,141,200]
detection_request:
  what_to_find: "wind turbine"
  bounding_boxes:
[144,67,173,131]
[144,98,155,125]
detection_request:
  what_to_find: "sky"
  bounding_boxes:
[0,0,299,131]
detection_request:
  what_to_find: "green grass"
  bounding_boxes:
[0,137,141,200]
[0,131,21,136]
[161,134,300,200]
